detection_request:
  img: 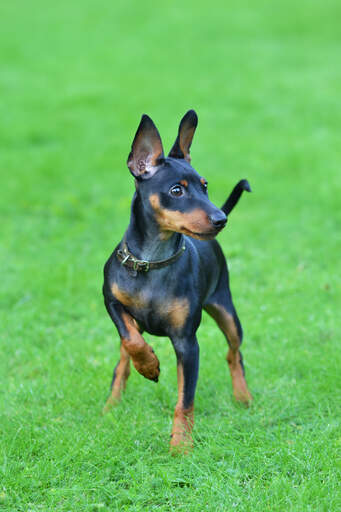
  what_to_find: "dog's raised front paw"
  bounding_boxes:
[132,345,160,381]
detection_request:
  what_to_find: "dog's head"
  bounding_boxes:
[127,110,227,240]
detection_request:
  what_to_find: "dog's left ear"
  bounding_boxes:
[127,114,165,180]
[168,110,198,163]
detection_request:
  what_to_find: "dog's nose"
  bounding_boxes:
[209,212,227,229]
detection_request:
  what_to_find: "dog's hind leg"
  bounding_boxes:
[204,269,252,405]
[103,343,131,413]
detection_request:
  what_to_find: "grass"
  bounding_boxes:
[1,0,341,510]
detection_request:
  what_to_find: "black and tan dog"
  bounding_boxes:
[102,110,252,451]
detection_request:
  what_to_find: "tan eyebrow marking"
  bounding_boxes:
[180,180,188,187]
[200,177,207,185]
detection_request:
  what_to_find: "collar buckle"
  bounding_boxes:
[141,260,150,272]
[132,259,150,272]
[120,253,130,265]
[117,234,185,273]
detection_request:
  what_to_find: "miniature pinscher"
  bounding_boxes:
[102,110,252,451]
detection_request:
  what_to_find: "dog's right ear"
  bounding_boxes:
[168,110,198,163]
[127,115,165,180]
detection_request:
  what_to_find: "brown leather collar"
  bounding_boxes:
[116,235,186,272]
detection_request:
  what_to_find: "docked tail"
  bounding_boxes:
[221,179,251,216]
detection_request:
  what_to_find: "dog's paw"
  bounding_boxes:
[132,345,160,382]
[102,391,121,414]
[233,388,253,407]
[170,432,193,455]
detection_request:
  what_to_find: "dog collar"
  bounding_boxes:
[116,235,186,272]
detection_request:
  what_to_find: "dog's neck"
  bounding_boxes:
[124,193,182,261]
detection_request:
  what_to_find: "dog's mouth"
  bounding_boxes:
[181,227,224,240]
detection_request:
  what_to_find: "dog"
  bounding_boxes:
[102,110,252,451]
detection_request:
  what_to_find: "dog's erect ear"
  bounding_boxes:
[168,110,198,163]
[127,115,165,179]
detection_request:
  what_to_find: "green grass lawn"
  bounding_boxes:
[1,0,341,510]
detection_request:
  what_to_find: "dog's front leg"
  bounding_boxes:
[104,298,160,383]
[170,335,199,453]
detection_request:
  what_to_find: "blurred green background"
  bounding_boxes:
[1,1,340,510]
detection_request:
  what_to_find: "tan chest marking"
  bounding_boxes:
[160,298,190,330]
[111,283,189,331]
[111,283,146,309]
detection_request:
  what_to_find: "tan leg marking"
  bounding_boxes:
[170,364,194,454]
[205,304,252,405]
[110,284,160,381]
[103,345,131,413]
[121,313,160,381]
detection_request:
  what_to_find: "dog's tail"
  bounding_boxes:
[221,179,251,216]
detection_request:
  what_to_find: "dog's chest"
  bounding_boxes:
[110,278,190,335]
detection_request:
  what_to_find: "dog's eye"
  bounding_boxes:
[202,181,208,192]
[170,185,184,197]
